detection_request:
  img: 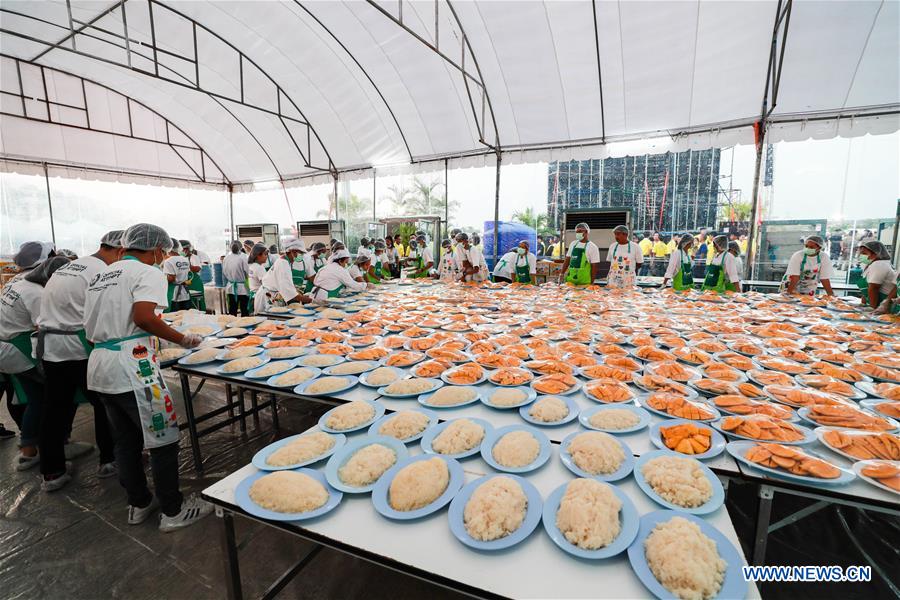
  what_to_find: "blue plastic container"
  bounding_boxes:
[482,221,538,269]
[213,263,225,288]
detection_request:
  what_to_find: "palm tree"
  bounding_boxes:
[511,206,550,233]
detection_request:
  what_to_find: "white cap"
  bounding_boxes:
[330,249,351,263]
[283,238,305,252]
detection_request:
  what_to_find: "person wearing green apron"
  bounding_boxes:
[662,233,695,291]
[256,238,312,313]
[179,240,207,311]
[349,254,372,282]
[781,235,835,296]
[856,240,897,310]
[36,230,124,491]
[162,239,192,312]
[0,240,57,471]
[491,248,517,283]
[310,249,369,301]
[561,223,599,286]
[406,235,434,279]
[366,241,389,283]
[701,235,742,293]
[511,240,537,284]
[83,222,213,532]
[222,240,251,316]
[247,243,269,313]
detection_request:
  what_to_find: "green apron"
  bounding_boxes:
[4,330,36,405]
[856,264,889,307]
[313,283,346,299]
[186,270,206,311]
[366,257,384,284]
[566,242,592,285]
[93,332,150,351]
[702,254,736,293]
[410,251,427,279]
[514,255,532,284]
[289,257,307,293]
[672,249,694,291]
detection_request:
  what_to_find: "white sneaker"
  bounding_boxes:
[64,441,94,460]
[14,452,40,471]
[127,496,160,525]
[41,472,72,492]
[97,462,118,479]
[158,494,213,533]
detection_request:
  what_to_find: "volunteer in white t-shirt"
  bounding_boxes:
[438,239,458,282]
[36,230,123,491]
[662,233,695,290]
[559,223,601,285]
[471,234,490,277]
[179,240,206,310]
[701,235,742,293]
[84,223,212,532]
[256,239,312,313]
[493,241,537,284]
[310,249,369,301]
[348,255,370,282]
[857,240,897,310]
[222,240,251,317]
[356,238,373,262]
[728,241,744,280]
[0,241,56,471]
[162,239,191,312]
[408,235,435,279]
[247,243,268,312]
[606,225,643,288]
[455,233,483,282]
[783,235,834,296]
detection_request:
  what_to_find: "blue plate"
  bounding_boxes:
[367,408,439,443]
[447,474,543,550]
[295,374,359,398]
[296,354,345,368]
[519,395,580,426]
[371,455,465,520]
[324,435,409,493]
[579,404,652,434]
[378,378,443,399]
[480,425,552,473]
[638,397,720,422]
[420,418,493,459]
[711,416,816,444]
[541,480,639,559]
[235,468,343,521]
[797,406,899,433]
[265,366,321,388]
[559,430,634,482]
[725,441,856,485]
[251,432,346,471]
[317,398,383,433]
[216,355,270,375]
[216,346,264,361]
[418,385,482,409]
[649,419,726,460]
[633,450,725,515]
[627,510,749,600]
[323,360,382,376]
[244,359,300,380]
[441,368,488,386]
[359,366,407,388]
[482,386,537,410]
[529,377,582,396]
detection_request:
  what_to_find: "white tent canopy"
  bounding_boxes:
[0,0,898,187]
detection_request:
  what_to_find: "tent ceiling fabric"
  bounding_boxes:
[0,0,897,188]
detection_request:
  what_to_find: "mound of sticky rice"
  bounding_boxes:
[183,348,220,364]
[555,479,622,549]
[302,355,341,367]
[567,432,625,475]
[329,361,376,375]
[492,430,540,468]
[324,401,375,430]
[272,368,317,386]
[338,444,397,487]
[463,476,528,541]
[644,516,726,600]
[248,471,328,513]
[267,347,308,359]
[266,432,335,467]
[640,456,713,509]
[528,396,569,422]
[220,327,247,337]
[427,386,477,406]
[252,361,293,377]
[378,411,431,440]
[388,458,450,511]
[159,348,189,361]
[489,388,528,407]
[222,347,261,359]
[366,367,401,386]
[307,376,351,395]
[384,378,435,395]
[185,324,216,336]
[222,357,264,373]
[588,409,640,430]
[432,419,485,454]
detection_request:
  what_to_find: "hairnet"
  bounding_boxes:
[728,241,741,254]
[679,234,694,251]
[100,230,125,248]
[359,237,369,246]
[471,233,480,244]
[243,239,254,247]
[24,256,71,286]
[121,224,173,252]
[804,235,825,249]
[248,243,268,263]
[355,254,371,265]
[169,238,182,254]
[374,240,386,250]
[415,235,426,243]
[268,244,278,253]
[310,242,326,253]
[861,240,890,261]
[332,242,346,252]
[330,249,351,263]
[455,232,469,242]
[179,239,192,249]
[13,241,54,269]
[441,238,452,248]
[712,234,728,252]
[283,238,305,252]
[612,225,628,235]
[230,241,242,254]
[518,239,530,249]
[56,248,77,259]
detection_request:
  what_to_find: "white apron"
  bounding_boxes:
[608,243,636,288]
[780,253,821,296]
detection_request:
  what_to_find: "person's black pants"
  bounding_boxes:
[99,392,183,516]
[493,275,512,283]
[40,359,115,476]
[226,294,249,317]
[170,300,192,312]
[2,375,23,431]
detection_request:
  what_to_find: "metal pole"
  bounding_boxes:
[745,122,766,280]
[493,152,501,262]
[444,158,449,239]
[333,173,339,221]
[372,168,376,221]
[42,162,56,244]
[228,183,235,241]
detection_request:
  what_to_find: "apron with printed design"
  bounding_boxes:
[779,253,821,295]
[608,243,635,288]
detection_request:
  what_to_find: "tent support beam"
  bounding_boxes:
[43,162,56,244]
[493,152,501,262]
[228,184,235,242]
[590,0,606,142]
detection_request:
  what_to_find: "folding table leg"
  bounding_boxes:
[237,388,247,434]
[219,509,243,600]
[270,393,280,433]
[179,372,203,473]
[752,485,774,565]
[251,390,260,428]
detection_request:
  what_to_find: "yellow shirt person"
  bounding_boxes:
[653,241,669,257]
[639,237,653,257]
